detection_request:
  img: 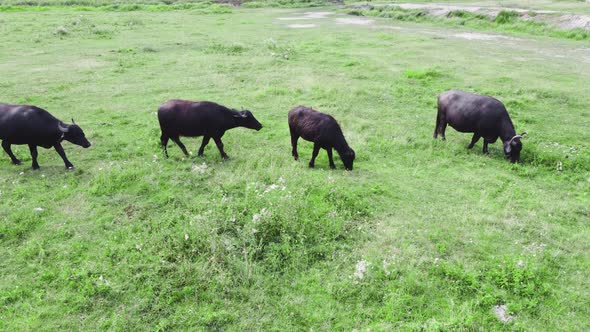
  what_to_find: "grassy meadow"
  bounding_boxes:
[1,3,589,331]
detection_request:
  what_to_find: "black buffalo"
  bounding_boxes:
[0,103,91,170]
[158,100,263,159]
[288,105,355,170]
[434,90,525,163]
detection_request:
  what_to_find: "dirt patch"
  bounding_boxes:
[73,58,103,69]
[493,305,515,323]
[304,12,333,19]
[216,0,242,6]
[335,17,374,25]
[278,12,333,21]
[377,3,590,31]
[557,15,590,30]
[454,32,520,41]
[397,3,484,16]
[287,24,317,29]
[394,3,556,16]
[522,13,590,30]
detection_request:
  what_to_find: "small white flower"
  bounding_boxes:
[253,208,269,223]
[192,163,209,174]
[184,234,189,241]
[34,207,44,212]
[353,259,369,280]
[382,260,391,276]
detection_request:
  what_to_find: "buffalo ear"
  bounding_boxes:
[71,118,76,125]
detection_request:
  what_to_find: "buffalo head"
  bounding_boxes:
[341,148,355,171]
[59,120,91,148]
[234,110,263,131]
[504,132,526,163]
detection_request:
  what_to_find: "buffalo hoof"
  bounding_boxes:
[308,163,315,168]
[293,155,299,161]
[66,166,75,170]
[32,166,40,170]
[12,160,22,165]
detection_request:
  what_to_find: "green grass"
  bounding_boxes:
[0,0,335,9]
[347,6,590,41]
[1,6,589,331]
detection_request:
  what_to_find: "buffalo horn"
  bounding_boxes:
[58,122,69,133]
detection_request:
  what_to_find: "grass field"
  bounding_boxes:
[0,3,589,331]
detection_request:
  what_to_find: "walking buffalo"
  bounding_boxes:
[434,90,525,163]
[288,106,355,170]
[0,103,91,170]
[158,100,262,159]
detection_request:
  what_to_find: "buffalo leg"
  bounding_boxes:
[170,136,189,156]
[29,144,40,170]
[433,112,441,138]
[439,122,447,141]
[482,140,489,154]
[213,137,229,160]
[2,141,21,165]
[327,148,336,169]
[160,134,170,158]
[309,143,320,168]
[198,136,210,157]
[289,126,299,160]
[468,134,480,149]
[54,143,74,169]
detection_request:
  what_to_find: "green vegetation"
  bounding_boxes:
[348,6,590,41]
[1,4,589,331]
[0,0,334,9]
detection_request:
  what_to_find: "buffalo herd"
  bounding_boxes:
[0,89,525,170]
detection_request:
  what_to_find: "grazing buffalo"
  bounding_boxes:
[288,106,355,170]
[158,100,263,159]
[434,90,526,163]
[0,104,91,170]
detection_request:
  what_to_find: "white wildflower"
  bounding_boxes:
[263,183,279,194]
[98,275,110,286]
[382,260,391,276]
[191,163,209,174]
[353,259,369,280]
[34,207,44,212]
[252,208,270,223]
[184,234,189,241]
